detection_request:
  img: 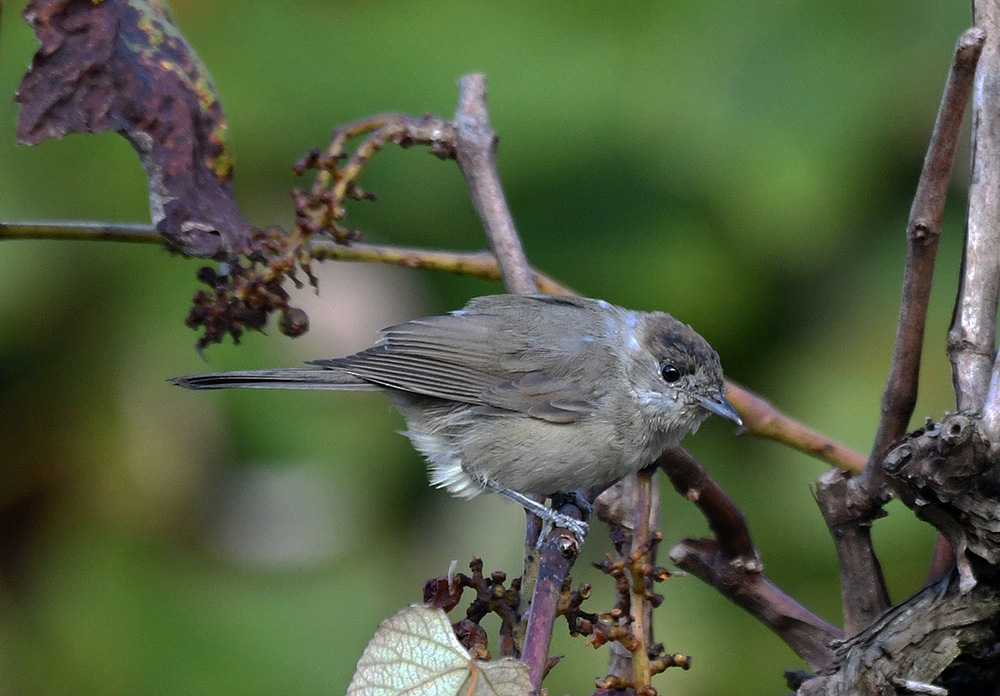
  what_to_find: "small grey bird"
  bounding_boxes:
[170,294,741,538]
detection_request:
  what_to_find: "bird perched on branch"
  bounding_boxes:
[171,294,741,539]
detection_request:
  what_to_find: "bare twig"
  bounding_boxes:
[660,447,841,671]
[0,220,162,243]
[520,529,581,691]
[296,113,458,244]
[594,473,663,686]
[975,10,1000,452]
[951,11,1000,414]
[869,27,984,469]
[816,28,985,636]
[310,240,572,294]
[453,74,537,296]
[447,74,581,694]
[726,382,866,473]
[0,221,573,294]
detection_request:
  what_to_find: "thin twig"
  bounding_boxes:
[310,240,572,294]
[0,221,573,294]
[867,26,985,476]
[951,12,1000,414]
[0,220,163,243]
[448,74,573,694]
[453,74,537,296]
[594,473,663,686]
[822,28,984,636]
[726,382,866,473]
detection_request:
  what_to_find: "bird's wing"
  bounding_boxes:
[308,296,616,423]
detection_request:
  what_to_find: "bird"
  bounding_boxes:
[170,293,741,539]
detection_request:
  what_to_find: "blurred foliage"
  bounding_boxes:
[0,1,975,694]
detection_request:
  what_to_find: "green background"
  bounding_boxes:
[0,1,975,694]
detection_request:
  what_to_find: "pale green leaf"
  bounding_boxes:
[347,605,531,696]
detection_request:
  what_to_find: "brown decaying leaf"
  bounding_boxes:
[15,0,250,257]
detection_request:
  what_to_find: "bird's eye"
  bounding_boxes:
[660,364,681,383]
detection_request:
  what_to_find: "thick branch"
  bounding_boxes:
[799,577,1000,696]
[951,12,1000,413]
[660,447,841,671]
[815,468,890,635]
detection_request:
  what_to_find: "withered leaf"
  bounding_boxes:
[16,0,251,257]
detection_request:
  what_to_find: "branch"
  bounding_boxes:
[951,12,1000,414]
[520,528,582,691]
[814,469,890,636]
[822,28,984,635]
[453,74,537,296]
[309,240,571,294]
[869,27,984,469]
[593,473,663,687]
[626,470,655,687]
[0,220,162,243]
[660,448,842,671]
[726,382,866,473]
[799,578,1000,696]
[0,221,574,294]
[974,10,1000,455]
[447,74,583,694]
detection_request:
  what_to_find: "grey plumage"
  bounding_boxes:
[171,294,740,535]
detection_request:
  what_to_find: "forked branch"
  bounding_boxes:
[661,447,842,671]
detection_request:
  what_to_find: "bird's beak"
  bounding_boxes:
[697,393,743,427]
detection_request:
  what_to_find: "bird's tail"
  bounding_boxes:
[169,367,379,391]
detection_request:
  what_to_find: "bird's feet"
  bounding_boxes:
[479,479,590,543]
